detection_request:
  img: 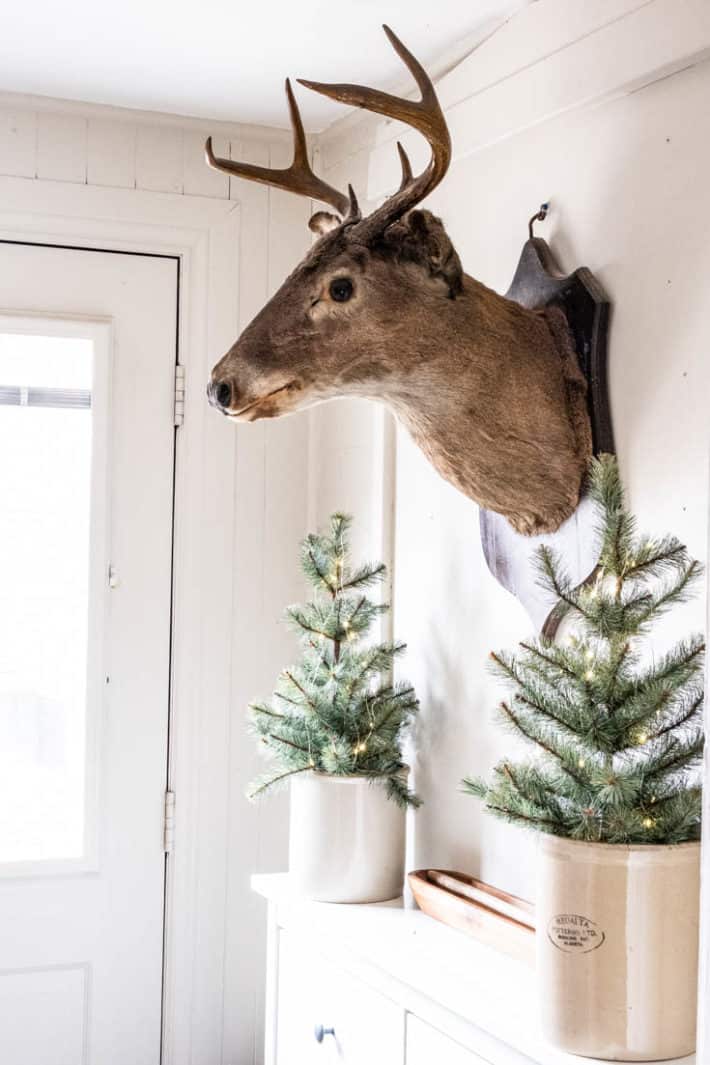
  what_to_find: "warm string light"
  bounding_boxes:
[354,741,367,754]
[584,670,595,682]
[642,817,655,829]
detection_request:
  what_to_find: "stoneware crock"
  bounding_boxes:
[536,835,700,1060]
[289,771,406,903]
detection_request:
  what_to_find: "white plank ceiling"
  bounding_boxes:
[0,0,533,130]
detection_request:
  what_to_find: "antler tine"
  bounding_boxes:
[298,25,451,237]
[396,142,413,191]
[205,79,351,218]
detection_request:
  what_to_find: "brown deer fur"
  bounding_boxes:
[205,27,592,535]
[209,210,591,534]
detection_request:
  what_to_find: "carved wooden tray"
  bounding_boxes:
[479,225,613,635]
[408,869,535,965]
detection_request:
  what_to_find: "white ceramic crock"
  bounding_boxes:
[289,771,406,903]
[536,835,700,1060]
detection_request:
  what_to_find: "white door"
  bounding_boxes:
[0,241,178,1065]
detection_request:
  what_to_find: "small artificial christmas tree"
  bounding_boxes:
[464,455,704,844]
[249,513,420,808]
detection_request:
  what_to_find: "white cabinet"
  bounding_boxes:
[407,1016,491,1065]
[275,930,404,1064]
[254,874,695,1065]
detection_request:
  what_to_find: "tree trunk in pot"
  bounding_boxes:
[289,772,406,903]
[537,835,700,1060]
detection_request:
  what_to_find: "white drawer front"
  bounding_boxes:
[406,1016,491,1065]
[276,930,404,1064]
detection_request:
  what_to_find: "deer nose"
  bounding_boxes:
[208,379,232,411]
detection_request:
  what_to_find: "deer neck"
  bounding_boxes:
[356,276,592,535]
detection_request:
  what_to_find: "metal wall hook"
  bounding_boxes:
[528,201,550,239]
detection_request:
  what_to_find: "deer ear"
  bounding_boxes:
[309,211,341,236]
[407,210,464,298]
[386,209,463,298]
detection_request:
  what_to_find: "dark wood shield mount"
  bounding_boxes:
[479,207,613,636]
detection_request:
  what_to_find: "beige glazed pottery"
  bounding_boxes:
[536,835,700,1060]
[289,771,406,903]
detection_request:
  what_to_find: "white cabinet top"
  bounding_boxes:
[252,873,695,1065]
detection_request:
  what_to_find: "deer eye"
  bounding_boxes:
[329,278,353,302]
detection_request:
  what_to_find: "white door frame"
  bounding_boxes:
[0,175,242,1065]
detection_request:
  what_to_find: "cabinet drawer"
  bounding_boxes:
[275,930,405,1064]
[406,1015,491,1065]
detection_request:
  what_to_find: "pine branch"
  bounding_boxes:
[653,691,704,739]
[519,640,580,681]
[535,545,589,617]
[263,731,312,755]
[340,562,387,590]
[248,513,420,807]
[635,559,703,627]
[499,702,590,789]
[465,455,705,844]
[248,764,313,800]
[485,803,562,832]
[622,537,689,580]
[305,541,336,596]
[249,702,286,721]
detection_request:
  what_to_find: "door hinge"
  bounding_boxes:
[174,364,185,427]
[163,790,176,853]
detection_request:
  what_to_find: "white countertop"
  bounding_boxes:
[252,873,695,1065]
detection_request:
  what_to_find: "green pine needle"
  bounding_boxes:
[465,455,704,844]
[248,514,420,808]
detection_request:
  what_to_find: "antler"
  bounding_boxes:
[298,25,451,240]
[205,80,358,220]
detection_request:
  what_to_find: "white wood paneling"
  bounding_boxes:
[183,130,229,198]
[36,113,87,183]
[87,119,135,188]
[0,108,36,178]
[135,124,183,193]
[220,135,313,1065]
[222,148,271,1065]
[361,0,710,201]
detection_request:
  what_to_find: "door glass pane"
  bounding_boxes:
[0,332,94,863]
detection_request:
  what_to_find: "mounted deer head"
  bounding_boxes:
[205,26,591,535]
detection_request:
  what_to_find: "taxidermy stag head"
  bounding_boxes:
[206,27,591,535]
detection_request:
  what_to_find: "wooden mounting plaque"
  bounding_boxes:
[479,237,613,635]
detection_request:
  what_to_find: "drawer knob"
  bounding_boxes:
[314,1024,335,1043]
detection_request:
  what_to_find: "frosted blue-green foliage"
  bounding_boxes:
[249,513,420,808]
[464,455,704,844]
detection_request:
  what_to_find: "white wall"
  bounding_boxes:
[313,0,710,901]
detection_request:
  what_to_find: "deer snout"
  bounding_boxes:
[207,377,233,412]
